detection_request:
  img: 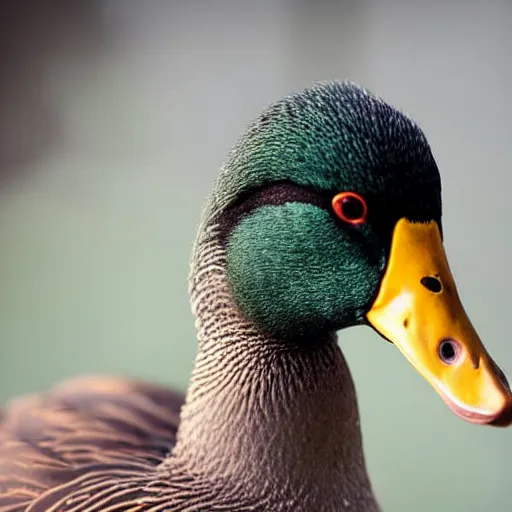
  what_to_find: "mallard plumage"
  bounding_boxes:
[1,81,511,511]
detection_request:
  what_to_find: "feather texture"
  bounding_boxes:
[0,81,446,511]
[0,377,182,511]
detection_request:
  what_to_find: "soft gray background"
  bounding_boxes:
[1,1,510,511]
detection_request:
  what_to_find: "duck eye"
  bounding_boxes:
[332,192,367,225]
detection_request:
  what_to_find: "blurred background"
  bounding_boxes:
[0,1,510,510]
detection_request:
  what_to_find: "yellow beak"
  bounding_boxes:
[367,218,512,426]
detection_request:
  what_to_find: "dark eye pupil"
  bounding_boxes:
[341,196,365,220]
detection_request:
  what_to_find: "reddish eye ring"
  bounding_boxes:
[332,192,368,225]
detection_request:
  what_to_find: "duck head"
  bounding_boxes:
[212,81,511,426]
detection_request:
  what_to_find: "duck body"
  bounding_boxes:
[1,81,510,511]
[0,351,376,511]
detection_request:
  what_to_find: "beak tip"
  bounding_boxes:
[489,397,512,428]
[440,388,512,427]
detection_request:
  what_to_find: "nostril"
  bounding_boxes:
[421,276,443,293]
[438,339,461,365]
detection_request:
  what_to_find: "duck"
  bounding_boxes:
[0,81,510,512]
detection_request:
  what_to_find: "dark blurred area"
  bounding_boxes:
[0,1,104,187]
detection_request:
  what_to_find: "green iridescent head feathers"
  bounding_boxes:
[209,81,441,222]
[197,81,442,339]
